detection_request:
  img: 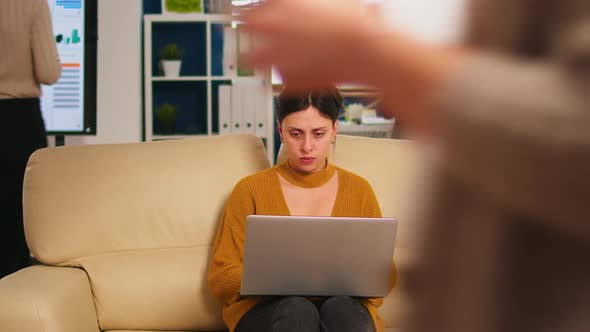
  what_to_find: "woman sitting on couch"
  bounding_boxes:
[208,86,396,332]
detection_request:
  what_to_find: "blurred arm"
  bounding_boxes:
[362,11,590,238]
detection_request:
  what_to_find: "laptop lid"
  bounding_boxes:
[241,215,397,297]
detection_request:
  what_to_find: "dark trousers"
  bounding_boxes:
[235,296,377,332]
[0,98,47,279]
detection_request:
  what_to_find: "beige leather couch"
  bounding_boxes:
[0,134,419,332]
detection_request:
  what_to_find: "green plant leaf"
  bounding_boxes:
[155,103,177,134]
[160,43,184,60]
[165,0,202,13]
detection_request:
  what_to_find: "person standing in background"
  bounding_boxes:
[243,0,590,332]
[0,0,61,278]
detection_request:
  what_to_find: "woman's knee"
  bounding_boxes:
[273,296,320,328]
[321,296,362,315]
[320,296,375,332]
[276,296,319,317]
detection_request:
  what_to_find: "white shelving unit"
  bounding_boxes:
[143,14,275,162]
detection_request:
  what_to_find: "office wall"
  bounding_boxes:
[51,0,142,146]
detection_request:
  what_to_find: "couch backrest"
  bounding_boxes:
[277,135,423,328]
[23,134,271,331]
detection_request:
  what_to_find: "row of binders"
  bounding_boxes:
[218,81,268,136]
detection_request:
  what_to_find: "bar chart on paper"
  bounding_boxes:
[55,28,82,44]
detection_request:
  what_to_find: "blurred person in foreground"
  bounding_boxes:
[242,0,590,331]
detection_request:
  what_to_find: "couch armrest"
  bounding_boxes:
[0,265,100,332]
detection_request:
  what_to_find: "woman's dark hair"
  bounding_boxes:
[276,86,344,124]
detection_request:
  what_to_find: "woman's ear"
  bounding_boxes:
[333,120,339,136]
[277,121,284,143]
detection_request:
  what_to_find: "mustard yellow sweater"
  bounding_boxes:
[208,161,397,332]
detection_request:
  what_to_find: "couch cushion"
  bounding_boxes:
[80,248,224,331]
[23,134,271,331]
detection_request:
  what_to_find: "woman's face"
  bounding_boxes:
[279,106,338,174]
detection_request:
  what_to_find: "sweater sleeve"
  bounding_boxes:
[207,179,254,306]
[32,0,61,84]
[432,14,590,238]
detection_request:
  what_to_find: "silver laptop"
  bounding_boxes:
[241,215,397,297]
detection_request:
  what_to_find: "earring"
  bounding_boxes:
[281,138,285,144]
[331,137,336,144]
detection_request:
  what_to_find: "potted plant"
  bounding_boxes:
[155,103,177,134]
[159,43,184,77]
[161,0,202,14]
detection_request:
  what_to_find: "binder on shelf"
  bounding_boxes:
[254,85,267,137]
[218,85,232,135]
[223,26,237,77]
[242,84,257,134]
[230,83,243,133]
